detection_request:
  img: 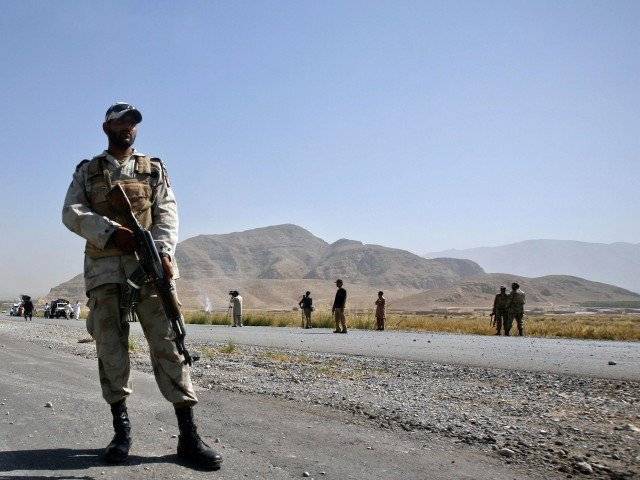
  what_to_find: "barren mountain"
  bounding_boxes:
[427,240,640,293]
[45,224,483,309]
[398,274,640,310]
[45,225,640,310]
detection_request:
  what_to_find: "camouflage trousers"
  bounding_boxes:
[86,283,197,407]
[505,309,525,336]
[494,309,509,335]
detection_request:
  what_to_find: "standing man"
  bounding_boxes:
[332,279,347,334]
[73,300,82,320]
[231,291,243,327]
[23,297,34,322]
[298,291,313,329]
[491,286,510,335]
[375,291,386,331]
[62,103,221,469]
[508,282,526,336]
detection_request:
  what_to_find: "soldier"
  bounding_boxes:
[332,279,347,334]
[62,103,221,469]
[508,282,526,336]
[298,291,313,329]
[375,291,385,331]
[491,286,510,335]
[230,290,243,327]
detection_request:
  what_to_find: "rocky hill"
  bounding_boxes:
[45,225,640,310]
[45,224,483,309]
[427,240,640,293]
[397,274,640,310]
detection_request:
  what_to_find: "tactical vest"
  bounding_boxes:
[494,293,510,310]
[509,291,525,312]
[84,154,159,259]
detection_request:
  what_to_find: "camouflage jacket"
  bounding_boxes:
[62,150,179,293]
[509,290,526,311]
[492,293,510,312]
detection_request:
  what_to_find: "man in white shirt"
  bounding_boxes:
[230,291,243,327]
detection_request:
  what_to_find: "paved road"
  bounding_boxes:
[4,315,638,381]
[0,334,544,479]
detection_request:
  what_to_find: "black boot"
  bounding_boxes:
[104,399,132,463]
[175,406,222,470]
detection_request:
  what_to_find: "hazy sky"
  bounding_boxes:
[1,0,638,298]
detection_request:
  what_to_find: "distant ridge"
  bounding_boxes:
[45,226,640,310]
[426,239,640,293]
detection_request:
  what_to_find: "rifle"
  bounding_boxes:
[108,184,198,366]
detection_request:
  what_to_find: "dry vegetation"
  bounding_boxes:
[184,309,640,341]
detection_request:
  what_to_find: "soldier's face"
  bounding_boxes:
[104,115,138,148]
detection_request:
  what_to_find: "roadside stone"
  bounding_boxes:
[608,361,617,365]
[575,461,593,474]
[303,472,310,477]
[44,402,52,408]
[499,448,515,458]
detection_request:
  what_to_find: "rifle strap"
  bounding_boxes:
[99,157,114,192]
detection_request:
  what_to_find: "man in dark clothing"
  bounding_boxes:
[491,286,510,335]
[332,279,347,334]
[23,298,34,321]
[298,291,313,329]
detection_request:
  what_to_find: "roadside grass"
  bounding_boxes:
[264,350,311,364]
[219,339,237,354]
[128,338,140,352]
[183,310,640,341]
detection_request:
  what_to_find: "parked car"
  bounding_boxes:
[9,303,23,316]
[46,299,74,319]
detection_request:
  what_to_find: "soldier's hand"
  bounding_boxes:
[112,227,136,253]
[162,255,174,279]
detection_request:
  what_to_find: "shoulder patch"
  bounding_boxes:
[150,157,171,187]
[75,159,89,172]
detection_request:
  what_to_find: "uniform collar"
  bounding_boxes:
[95,149,146,166]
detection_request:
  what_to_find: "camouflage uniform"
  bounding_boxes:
[507,289,526,336]
[492,292,510,335]
[62,150,197,407]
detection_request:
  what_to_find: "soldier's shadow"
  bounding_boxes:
[0,448,175,472]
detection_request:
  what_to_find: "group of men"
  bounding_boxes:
[491,283,526,336]
[225,281,386,334]
[296,281,387,333]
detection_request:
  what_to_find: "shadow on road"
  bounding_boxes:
[0,448,176,474]
[0,476,95,480]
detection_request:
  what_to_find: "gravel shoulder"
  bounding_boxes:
[20,316,640,380]
[1,317,639,479]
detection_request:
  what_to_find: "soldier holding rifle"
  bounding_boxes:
[62,103,221,469]
[491,286,510,335]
